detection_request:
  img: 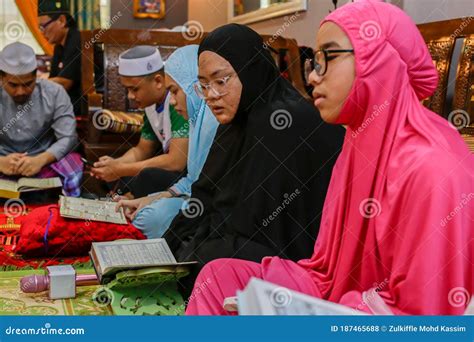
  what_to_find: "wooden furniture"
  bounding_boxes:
[417,18,474,151]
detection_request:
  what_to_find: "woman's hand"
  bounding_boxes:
[115,192,172,221]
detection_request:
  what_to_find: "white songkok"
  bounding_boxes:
[118,45,164,77]
[0,42,38,75]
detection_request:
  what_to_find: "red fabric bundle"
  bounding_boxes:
[16,205,146,257]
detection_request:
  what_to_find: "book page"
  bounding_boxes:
[59,196,127,224]
[92,239,178,271]
[0,179,19,192]
[238,278,366,315]
[18,177,62,190]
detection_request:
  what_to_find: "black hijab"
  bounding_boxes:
[164,24,344,265]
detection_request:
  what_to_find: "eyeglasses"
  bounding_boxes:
[304,49,354,83]
[194,74,234,99]
[39,18,57,32]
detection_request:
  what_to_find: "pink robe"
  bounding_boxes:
[186,0,474,315]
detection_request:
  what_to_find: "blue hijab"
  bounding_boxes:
[164,45,219,196]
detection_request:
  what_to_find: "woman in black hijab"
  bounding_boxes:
[164,24,344,267]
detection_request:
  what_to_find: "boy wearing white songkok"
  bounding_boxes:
[91,46,189,198]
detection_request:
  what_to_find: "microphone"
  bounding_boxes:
[20,274,98,293]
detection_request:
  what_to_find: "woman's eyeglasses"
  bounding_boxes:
[194,74,234,99]
[304,49,354,83]
[39,18,57,32]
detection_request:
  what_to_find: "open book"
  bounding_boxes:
[236,278,367,315]
[0,177,62,199]
[59,196,127,224]
[90,239,197,284]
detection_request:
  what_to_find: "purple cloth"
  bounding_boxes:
[37,152,83,197]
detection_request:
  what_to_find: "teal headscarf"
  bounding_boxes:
[165,45,202,125]
[163,45,219,196]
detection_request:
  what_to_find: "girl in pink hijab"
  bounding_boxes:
[185,0,474,315]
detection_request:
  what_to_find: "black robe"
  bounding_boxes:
[164,24,345,267]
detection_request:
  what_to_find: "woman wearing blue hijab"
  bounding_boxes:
[116,45,219,238]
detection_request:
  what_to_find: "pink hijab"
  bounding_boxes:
[294,0,473,314]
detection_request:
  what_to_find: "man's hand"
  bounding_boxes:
[115,191,173,221]
[93,155,115,168]
[16,154,49,177]
[91,158,124,182]
[0,153,27,175]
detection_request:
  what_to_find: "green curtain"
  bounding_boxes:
[70,0,101,30]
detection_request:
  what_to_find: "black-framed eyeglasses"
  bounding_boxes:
[304,49,354,83]
[39,17,57,32]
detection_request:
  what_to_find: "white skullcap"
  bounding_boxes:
[0,42,38,75]
[118,45,164,77]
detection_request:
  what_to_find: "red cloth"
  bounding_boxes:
[16,205,146,257]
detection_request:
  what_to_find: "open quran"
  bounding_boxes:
[90,239,196,284]
[59,196,127,224]
[0,177,62,199]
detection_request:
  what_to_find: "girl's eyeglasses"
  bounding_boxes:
[304,49,354,83]
[194,74,234,99]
